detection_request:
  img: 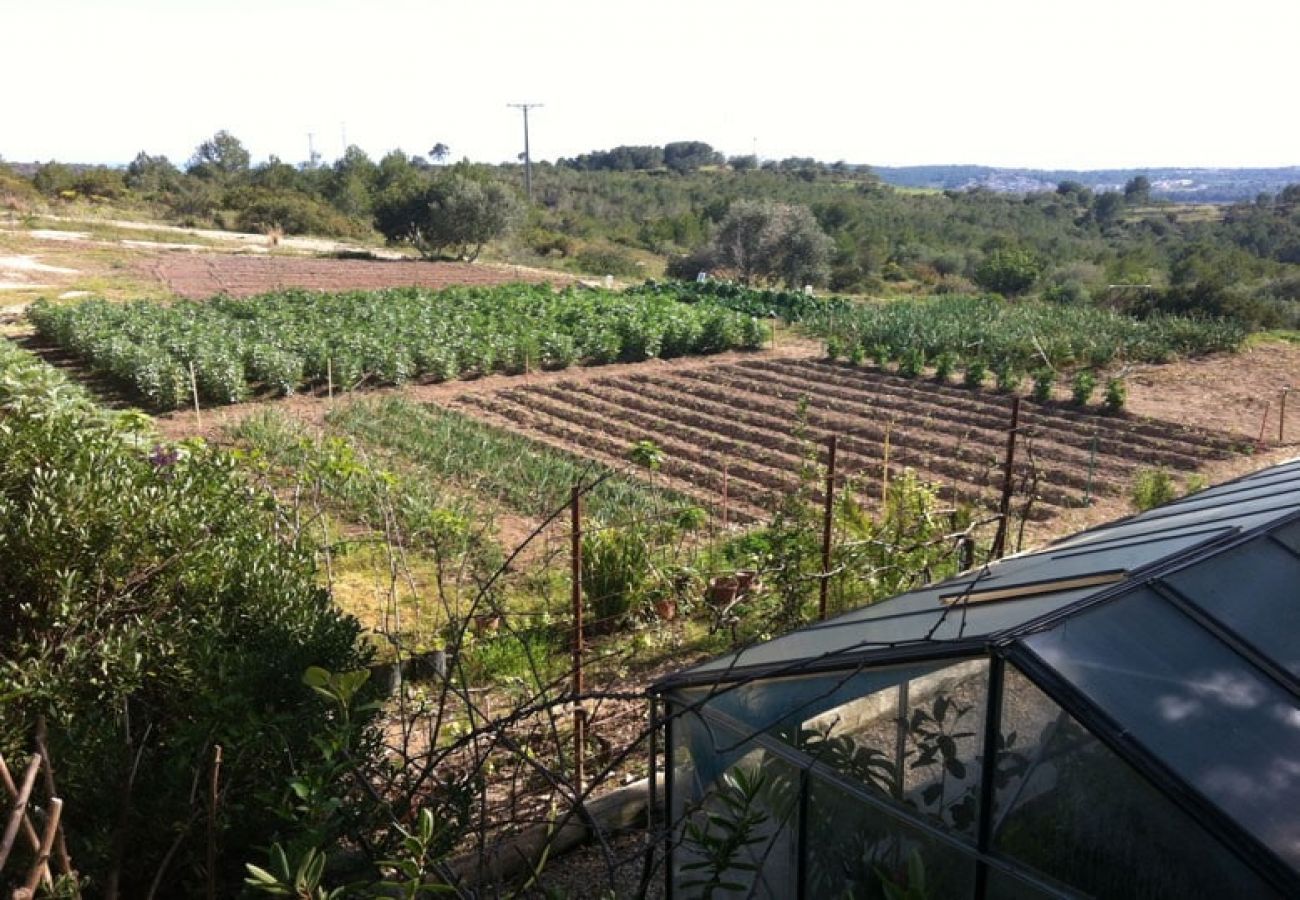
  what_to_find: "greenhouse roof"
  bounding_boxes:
[657,457,1300,689]
[654,457,1300,886]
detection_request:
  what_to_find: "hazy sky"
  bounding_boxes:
[5,0,1298,170]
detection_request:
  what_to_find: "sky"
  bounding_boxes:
[4,0,1299,171]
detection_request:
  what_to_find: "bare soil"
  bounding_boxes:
[444,356,1248,527]
[145,252,574,299]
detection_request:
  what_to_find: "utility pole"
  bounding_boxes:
[507,103,543,202]
[306,133,320,168]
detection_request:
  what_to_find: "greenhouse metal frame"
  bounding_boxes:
[650,458,1300,899]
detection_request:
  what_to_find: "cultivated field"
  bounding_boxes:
[448,357,1245,525]
[148,252,572,299]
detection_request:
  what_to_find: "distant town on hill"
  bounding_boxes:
[872,165,1300,202]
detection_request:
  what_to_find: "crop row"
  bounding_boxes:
[630,282,1245,370]
[28,285,766,409]
[806,294,1245,370]
[324,397,687,523]
[444,358,1242,526]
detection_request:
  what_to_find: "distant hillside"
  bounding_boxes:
[873,165,1300,203]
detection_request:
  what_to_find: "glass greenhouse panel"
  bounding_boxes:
[1165,537,1300,677]
[798,659,989,839]
[1021,589,1300,869]
[1273,518,1300,555]
[804,774,976,900]
[674,662,947,740]
[670,705,801,898]
[983,868,1073,899]
[993,666,1284,899]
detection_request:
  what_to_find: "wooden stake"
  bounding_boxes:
[206,745,222,900]
[570,487,586,792]
[990,397,1022,560]
[22,798,62,895]
[0,755,47,887]
[881,423,892,510]
[721,458,730,531]
[1281,389,1290,443]
[188,361,201,427]
[327,357,334,402]
[0,754,41,872]
[818,435,838,621]
[34,718,72,879]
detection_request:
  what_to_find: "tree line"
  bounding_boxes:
[3,132,1299,328]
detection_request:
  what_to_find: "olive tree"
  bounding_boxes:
[711,199,833,287]
[375,170,520,261]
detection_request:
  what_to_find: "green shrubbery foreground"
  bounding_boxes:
[0,342,373,895]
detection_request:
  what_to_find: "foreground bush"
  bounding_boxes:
[0,341,367,896]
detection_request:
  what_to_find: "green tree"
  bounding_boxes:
[1124,175,1152,204]
[125,151,182,194]
[188,129,251,180]
[374,169,521,261]
[712,199,833,287]
[1091,190,1124,225]
[973,248,1042,295]
[663,140,723,174]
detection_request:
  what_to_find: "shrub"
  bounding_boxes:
[1032,368,1056,403]
[933,352,956,383]
[0,342,366,895]
[898,347,926,378]
[1072,370,1097,405]
[1132,468,1177,511]
[231,187,370,238]
[848,343,866,366]
[582,523,650,625]
[974,248,1043,295]
[573,245,642,277]
[993,359,1020,393]
[1103,377,1128,414]
[963,359,987,389]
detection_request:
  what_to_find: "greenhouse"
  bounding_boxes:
[650,458,1300,899]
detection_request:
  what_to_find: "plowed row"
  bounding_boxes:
[149,254,572,300]
[447,358,1245,524]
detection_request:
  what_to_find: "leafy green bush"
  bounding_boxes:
[974,248,1043,295]
[231,187,371,238]
[572,245,643,277]
[994,359,1020,393]
[963,360,986,389]
[0,341,366,896]
[1071,370,1097,405]
[1032,368,1056,403]
[933,351,956,383]
[582,523,651,625]
[1131,468,1177,511]
[1103,377,1128,414]
[897,347,925,378]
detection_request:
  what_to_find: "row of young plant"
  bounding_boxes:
[28,283,767,409]
[810,293,1245,370]
[325,396,689,523]
[626,278,849,322]
[826,339,1130,411]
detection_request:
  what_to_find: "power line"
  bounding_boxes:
[507,103,543,203]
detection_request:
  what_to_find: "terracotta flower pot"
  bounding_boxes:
[653,598,678,621]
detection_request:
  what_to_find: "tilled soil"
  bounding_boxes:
[446,357,1249,527]
[146,252,574,299]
